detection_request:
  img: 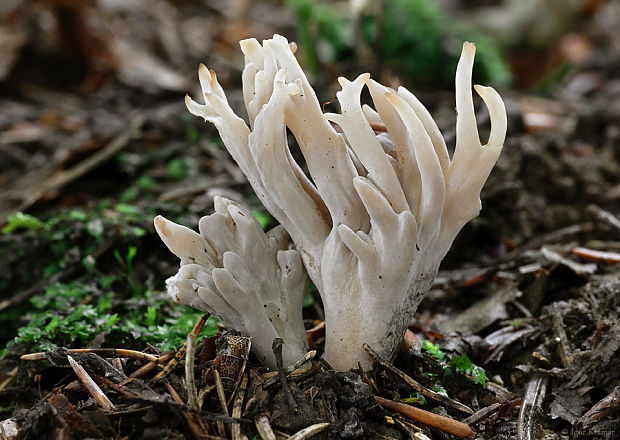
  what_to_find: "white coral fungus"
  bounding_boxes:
[159,34,506,371]
[154,197,308,369]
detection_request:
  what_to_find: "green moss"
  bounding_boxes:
[3,281,218,356]
[284,0,510,87]
[374,0,447,83]
[422,339,446,363]
[422,339,488,387]
[2,213,47,234]
[3,282,119,354]
[251,210,273,230]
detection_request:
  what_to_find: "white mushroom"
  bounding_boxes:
[183,35,507,370]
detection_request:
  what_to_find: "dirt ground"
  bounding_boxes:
[0,1,619,439]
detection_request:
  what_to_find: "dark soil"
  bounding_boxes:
[0,1,619,439]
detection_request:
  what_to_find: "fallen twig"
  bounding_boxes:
[107,406,154,416]
[375,396,476,439]
[261,368,309,382]
[95,374,142,401]
[21,348,160,363]
[272,338,297,410]
[186,333,200,411]
[288,422,330,440]
[397,413,437,440]
[67,355,115,411]
[541,246,596,274]
[587,204,620,235]
[214,369,229,438]
[184,334,209,440]
[130,351,174,378]
[499,223,589,263]
[517,374,548,440]
[572,247,620,264]
[101,375,249,426]
[393,415,426,439]
[262,350,317,389]
[198,384,216,410]
[254,414,277,440]
[273,430,291,440]
[363,344,474,414]
[165,382,209,440]
[485,381,519,403]
[358,361,380,394]
[231,373,248,440]
[462,403,500,425]
[155,313,210,380]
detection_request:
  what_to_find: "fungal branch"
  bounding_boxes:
[157,35,506,370]
[154,197,308,369]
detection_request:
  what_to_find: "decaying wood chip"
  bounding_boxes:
[550,303,573,368]
[111,357,124,374]
[517,374,548,440]
[67,355,115,411]
[375,396,476,439]
[47,392,104,436]
[254,414,277,440]
[576,386,620,428]
[438,282,520,335]
[484,325,539,364]
[0,419,19,440]
[211,331,251,399]
[363,344,474,414]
